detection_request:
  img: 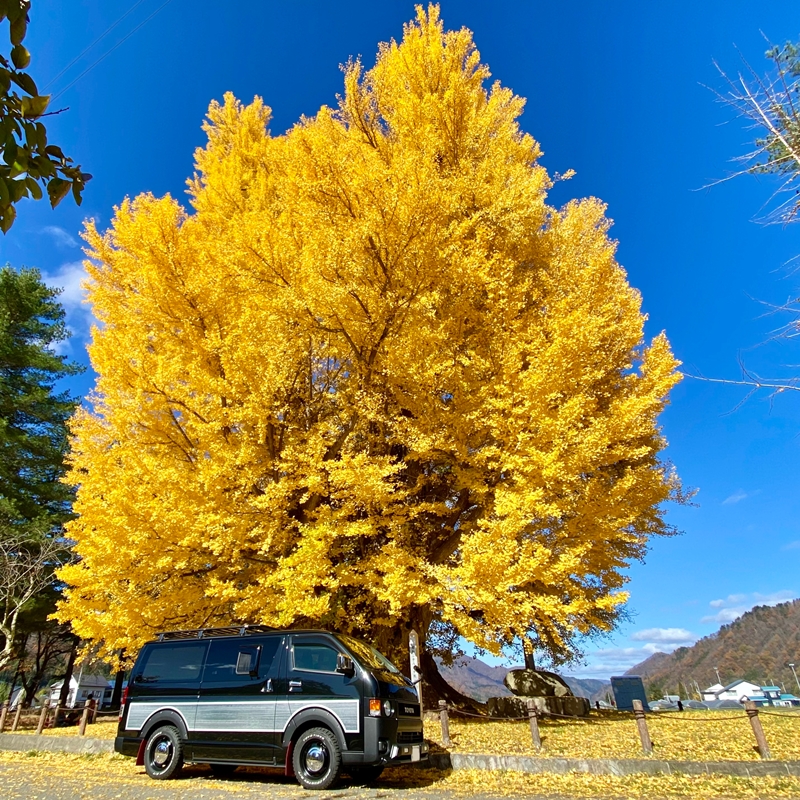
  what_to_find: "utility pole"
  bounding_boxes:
[789,663,800,693]
[714,666,722,685]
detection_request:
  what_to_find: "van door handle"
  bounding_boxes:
[289,680,303,693]
[261,679,273,694]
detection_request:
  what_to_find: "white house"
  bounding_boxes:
[48,674,113,709]
[702,679,763,703]
[701,683,724,702]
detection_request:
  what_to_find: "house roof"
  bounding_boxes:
[50,674,112,691]
[722,679,760,691]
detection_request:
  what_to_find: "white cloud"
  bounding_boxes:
[782,541,800,551]
[41,261,95,349]
[701,590,797,624]
[630,627,697,645]
[568,645,665,680]
[41,225,79,248]
[722,489,749,505]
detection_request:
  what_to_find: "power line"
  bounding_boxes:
[43,0,150,92]
[51,0,176,103]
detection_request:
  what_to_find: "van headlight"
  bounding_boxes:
[383,699,393,717]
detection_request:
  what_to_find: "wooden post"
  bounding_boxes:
[78,699,91,736]
[632,699,652,754]
[35,700,49,735]
[744,700,771,759]
[51,701,61,729]
[0,700,9,733]
[10,702,23,732]
[526,698,542,751]
[438,699,451,747]
[90,697,97,723]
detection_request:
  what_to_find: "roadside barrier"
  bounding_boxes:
[438,698,800,760]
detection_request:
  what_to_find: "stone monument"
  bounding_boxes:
[487,668,591,718]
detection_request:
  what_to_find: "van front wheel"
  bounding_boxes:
[292,727,341,790]
[143,725,184,780]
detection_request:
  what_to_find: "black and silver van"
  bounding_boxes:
[115,626,428,789]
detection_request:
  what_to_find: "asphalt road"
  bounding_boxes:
[0,758,558,800]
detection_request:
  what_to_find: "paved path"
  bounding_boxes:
[0,758,558,800]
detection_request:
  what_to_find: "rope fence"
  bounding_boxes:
[437,697,800,760]
[0,697,117,736]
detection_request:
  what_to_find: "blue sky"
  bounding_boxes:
[3,1,800,682]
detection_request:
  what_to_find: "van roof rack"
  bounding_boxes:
[155,624,275,641]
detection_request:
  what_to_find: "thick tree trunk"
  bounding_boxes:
[110,650,125,711]
[523,636,536,670]
[58,642,77,711]
[420,648,486,713]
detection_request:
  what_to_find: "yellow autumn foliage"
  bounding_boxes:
[57,5,681,665]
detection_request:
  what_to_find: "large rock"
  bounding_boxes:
[503,669,573,698]
[487,695,591,718]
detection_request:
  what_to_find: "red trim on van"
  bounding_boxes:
[135,739,146,766]
[284,740,295,777]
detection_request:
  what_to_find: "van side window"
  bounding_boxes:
[294,643,339,673]
[137,643,207,683]
[203,637,280,683]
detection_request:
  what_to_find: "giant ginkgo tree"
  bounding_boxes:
[58,5,682,699]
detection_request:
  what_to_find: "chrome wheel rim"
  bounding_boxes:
[304,742,326,774]
[151,736,172,769]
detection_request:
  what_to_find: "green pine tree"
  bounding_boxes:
[0,264,81,529]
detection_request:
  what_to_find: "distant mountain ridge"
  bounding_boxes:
[625,599,800,695]
[436,656,609,703]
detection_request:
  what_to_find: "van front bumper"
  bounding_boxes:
[388,740,429,762]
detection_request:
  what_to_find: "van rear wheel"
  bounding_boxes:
[348,765,384,785]
[143,725,184,780]
[292,726,341,790]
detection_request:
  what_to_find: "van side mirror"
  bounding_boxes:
[336,654,354,674]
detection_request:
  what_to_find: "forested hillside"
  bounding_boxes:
[626,600,800,698]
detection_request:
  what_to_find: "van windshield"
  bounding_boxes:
[338,635,404,678]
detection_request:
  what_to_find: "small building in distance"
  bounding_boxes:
[48,674,112,709]
[702,679,762,704]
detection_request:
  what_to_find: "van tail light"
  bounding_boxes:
[369,698,381,717]
[119,685,129,721]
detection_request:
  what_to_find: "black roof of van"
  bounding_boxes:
[150,626,344,643]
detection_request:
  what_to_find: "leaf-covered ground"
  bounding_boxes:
[6,714,118,739]
[423,709,800,761]
[9,708,800,763]
[2,752,800,799]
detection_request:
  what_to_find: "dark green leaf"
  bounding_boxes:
[24,175,41,200]
[46,177,70,208]
[71,179,83,206]
[33,155,55,178]
[3,138,17,166]
[0,177,9,205]
[9,177,27,201]
[11,71,37,96]
[0,68,10,94]
[0,204,16,233]
[34,122,46,149]
[10,13,27,46]
[44,144,64,160]
[11,44,29,69]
